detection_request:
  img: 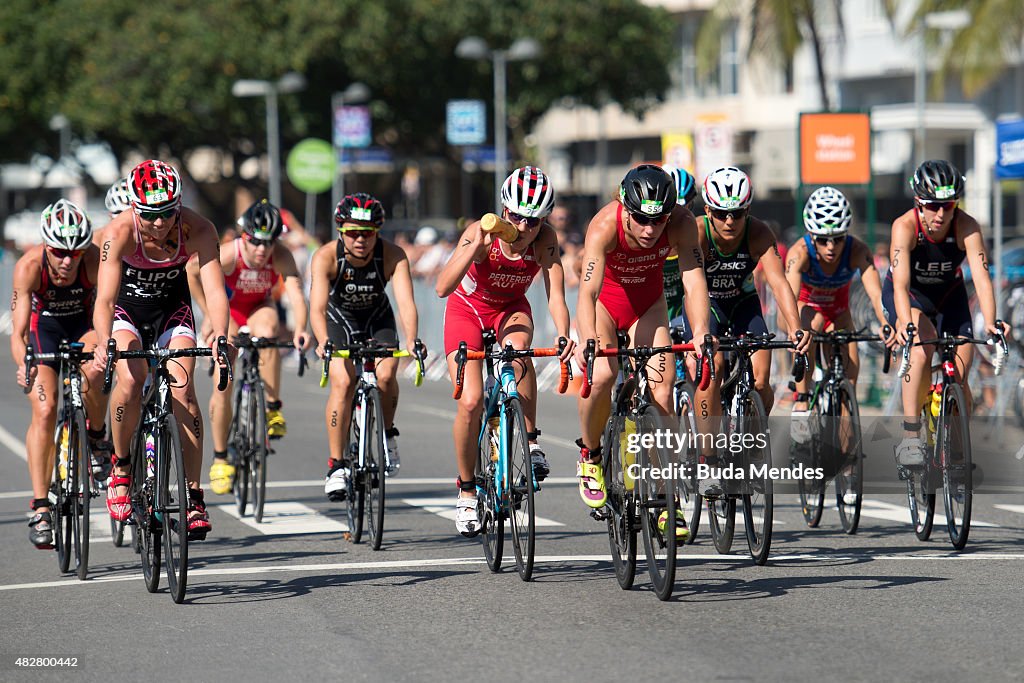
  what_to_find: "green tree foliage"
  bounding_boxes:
[0,0,674,166]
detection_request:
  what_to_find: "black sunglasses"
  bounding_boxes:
[245,234,274,248]
[919,200,956,212]
[50,247,85,260]
[709,208,747,222]
[341,228,377,239]
[137,206,178,221]
[507,211,541,228]
[814,235,844,247]
[629,212,668,226]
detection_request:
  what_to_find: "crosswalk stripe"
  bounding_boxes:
[402,497,565,527]
[858,498,999,527]
[215,502,349,535]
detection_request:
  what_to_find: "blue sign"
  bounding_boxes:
[996,118,1024,180]
[446,100,487,146]
[461,146,496,165]
[334,105,371,148]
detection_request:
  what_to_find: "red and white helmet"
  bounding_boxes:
[40,199,92,250]
[500,166,555,218]
[127,159,182,211]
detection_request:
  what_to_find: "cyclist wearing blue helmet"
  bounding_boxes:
[662,166,698,323]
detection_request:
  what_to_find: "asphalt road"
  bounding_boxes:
[1,350,1023,683]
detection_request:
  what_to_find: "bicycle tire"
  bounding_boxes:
[741,391,773,566]
[111,515,126,547]
[907,406,936,541]
[365,388,387,550]
[133,427,161,593]
[478,411,504,571]
[71,411,91,580]
[637,404,677,601]
[797,399,825,528]
[161,413,189,604]
[834,381,863,535]
[505,396,535,581]
[603,377,637,590]
[231,384,250,517]
[53,419,72,574]
[251,386,269,524]
[676,383,701,543]
[940,384,972,550]
[346,397,365,544]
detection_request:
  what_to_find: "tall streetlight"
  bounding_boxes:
[456,36,541,211]
[331,82,372,210]
[232,72,307,206]
[914,10,971,166]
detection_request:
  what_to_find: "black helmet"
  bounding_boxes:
[239,199,284,241]
[911,160,964,201]
[619,164,677,218]
[334,192,385,228]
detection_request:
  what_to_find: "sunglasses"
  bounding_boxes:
[507,211,541,228]
[814,236,845,247]
[245,234,274,248]
[137,206,178,221]
[709,208,747,222]
[919,200,957,212]
[629,212,669,227]
[340,228,377,239]
[50,247,85,260]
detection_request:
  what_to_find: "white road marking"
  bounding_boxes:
[0,422,27,461]
[994,504,1024,515]
[402,497,565,526]
[215,502,349,535]
[5,553,1024,593]
[858,498,998,527]
[405,404,579,451]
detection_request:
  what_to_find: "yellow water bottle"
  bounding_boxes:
[487,417,500,461]
[930,387,942,419]
[621,417,637,491]
[58,426,69,482]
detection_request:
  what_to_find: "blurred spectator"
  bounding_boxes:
[874,240,890,273]
[412,225,454,281]
[548,204,581,289]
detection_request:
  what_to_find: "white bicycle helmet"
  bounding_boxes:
[803,186,852,236]
[104,178,132,215]
[702,166,753,211]
[500,166,555,218]
[40,199,92,250]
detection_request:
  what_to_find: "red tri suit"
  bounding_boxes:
[597,204,672,330]
[223,239,277,327]
[443,237,541,354]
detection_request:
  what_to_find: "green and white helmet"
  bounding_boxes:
[803,186,851,236]
[40,199,92,250]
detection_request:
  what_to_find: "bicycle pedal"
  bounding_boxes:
[590,507,610,522]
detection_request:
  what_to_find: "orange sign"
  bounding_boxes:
[800,113,871,185]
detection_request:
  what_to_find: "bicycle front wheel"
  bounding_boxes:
[676,383,701,543]
[71,411,91,580]
[940,384,972,550]
[505,397,535,581]
[161,414,189,604]
[741,391,773,566]
[250,386,269,524]
[833,381,864,535]
[637,404,677,601]
[132,428,161,593]
[364,388,387,551]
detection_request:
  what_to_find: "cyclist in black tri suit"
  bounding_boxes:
[92,159,232,541]
[309,193,421,501]
[11,200,113,548]
[883,160,1008,466]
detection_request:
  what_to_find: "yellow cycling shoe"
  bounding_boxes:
[576,461,607,509]
[267,408,287,440]
[658,510,690,540]
[208,460,236,495]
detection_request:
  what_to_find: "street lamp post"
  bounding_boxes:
[232,72,306,206]
[456,36,540,211]
[331,82,372,210]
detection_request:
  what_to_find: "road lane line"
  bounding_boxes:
[0,422,27,461]
[858,498,999,527]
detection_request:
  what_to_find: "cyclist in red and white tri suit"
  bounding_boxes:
[436,166,574,536]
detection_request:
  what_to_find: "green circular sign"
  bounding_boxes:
[286,138,336,193]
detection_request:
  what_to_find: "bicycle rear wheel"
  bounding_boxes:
[637,404,677,601]
[940,384,972,550]
[161,414,189,604]
[346,397,365,543]
[603,380,637,589]
[364,388,387,551]
[132,427,161,593]
[505,397,535,581]
[797,402,825,528]
[741,391,773,566]
[479,414,504,571]
[676,383,701,543]
[250,386,269,523]
[907,405,936,541]
[53,419,73,573]
[229,382,250,517]
[833,381,863,535]
[71,412,91,580]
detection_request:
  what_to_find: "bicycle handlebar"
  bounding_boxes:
[452,337,571,400]
[579,339,706,399]
[23,341,94,393]
[103,338,229,393]
[320,339,427,389]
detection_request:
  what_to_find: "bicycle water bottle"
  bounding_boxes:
[487,417,500,462]
[58,426,69,482]
[621,417,637,491]
[929,386,942,419]
[145,432,156,479]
